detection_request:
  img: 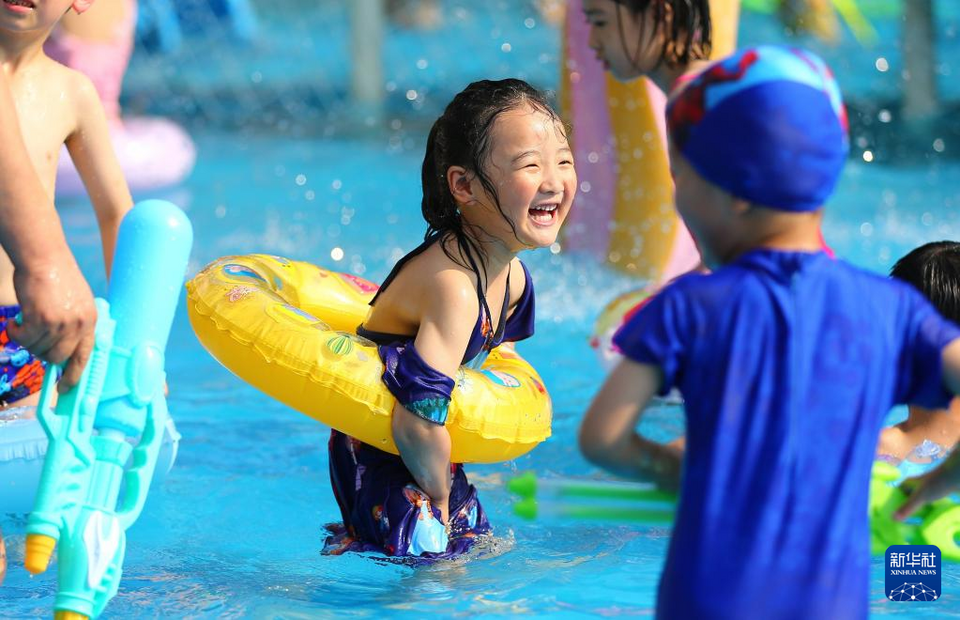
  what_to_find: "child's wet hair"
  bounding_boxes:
[611,0,712,69]
[891,241,960,324]
[421,78,562,271]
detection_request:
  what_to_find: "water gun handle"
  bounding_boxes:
[24,299,116,575]
[115,393,169,529]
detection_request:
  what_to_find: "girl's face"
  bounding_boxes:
[582,0,662,81]
[462,105,576,251]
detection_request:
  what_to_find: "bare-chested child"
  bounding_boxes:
[0,0,131,410]
[0,1,132,584]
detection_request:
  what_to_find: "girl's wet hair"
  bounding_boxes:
[612,0,712,69]
[421,78,561,275]
[891,241,960,324]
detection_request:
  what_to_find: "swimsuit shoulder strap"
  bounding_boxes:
[368,231,442,306]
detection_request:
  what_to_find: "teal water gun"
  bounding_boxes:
[25,200,193,620]
[509,464,960,561]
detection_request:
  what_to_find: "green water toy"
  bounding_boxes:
[868,461,960,560]
[507,471,675,523]
[510,464,960,560]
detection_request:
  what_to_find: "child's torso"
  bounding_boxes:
[360,236,531,365]
[10,57,80,195]
[0,57,83,304]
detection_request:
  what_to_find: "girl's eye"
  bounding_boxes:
[560,159,574,166]
[524,163,540,170]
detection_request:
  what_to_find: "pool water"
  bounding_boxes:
[4,1,960,617]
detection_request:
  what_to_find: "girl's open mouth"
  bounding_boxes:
[529,203,559,226]
[2,0,36,13]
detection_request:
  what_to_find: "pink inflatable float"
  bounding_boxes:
[45,0,195,196]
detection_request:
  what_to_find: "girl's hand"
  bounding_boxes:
[392,401,453,523]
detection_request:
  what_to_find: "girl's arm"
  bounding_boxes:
[895,338,960,518]
[579,358,683,492]
[391,270,473,524]
[65,73,133,278]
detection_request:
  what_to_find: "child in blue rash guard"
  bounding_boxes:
[578,46,960,619]
[325,79,576,558]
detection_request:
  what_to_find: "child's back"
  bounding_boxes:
[579,46,960,619]
[621,249,956,616]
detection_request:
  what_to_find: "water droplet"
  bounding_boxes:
[331,247,344,261]
[295,174,306,186]
[862,150,874,162]
[933,139,945,153]
[875,57,889,72]
[501,42,512,53]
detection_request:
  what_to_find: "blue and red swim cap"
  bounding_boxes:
[667,45,849,212]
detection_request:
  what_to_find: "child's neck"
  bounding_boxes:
[459,228,517,282]
[0,30,52,73]
[650,58,712,95]
[720,210,825,265]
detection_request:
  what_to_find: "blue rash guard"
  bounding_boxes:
[614,249,960,619]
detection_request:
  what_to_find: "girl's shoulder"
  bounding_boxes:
[393,241,477,308]
[508,257,531,306]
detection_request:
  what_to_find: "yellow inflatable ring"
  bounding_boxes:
[185,254,552,463]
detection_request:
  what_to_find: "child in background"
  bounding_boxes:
[582,0,714,92]
[877,241,960,465]
[580,0,832,274]
[0,0,132,408]
[579,46,960,618]
[325,79,575,557]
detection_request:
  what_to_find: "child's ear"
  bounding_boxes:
[71,0,95,15]
[730,198,752,216]
[446,166,475,206]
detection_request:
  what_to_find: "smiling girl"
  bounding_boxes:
[325,79,576,558]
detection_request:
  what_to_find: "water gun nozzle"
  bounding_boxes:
[24,534,56,575]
